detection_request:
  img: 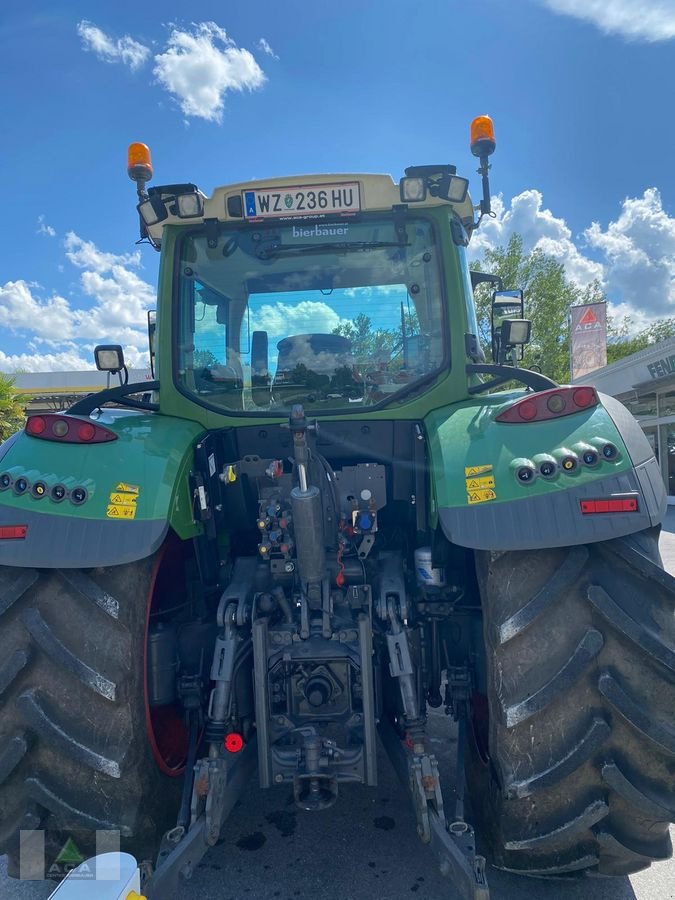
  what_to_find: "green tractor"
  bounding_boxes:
[1,116,673,899]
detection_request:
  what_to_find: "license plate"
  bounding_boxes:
[242,182,361,219]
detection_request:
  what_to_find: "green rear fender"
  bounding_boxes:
[0,413,204,568]
[426,390,666,551]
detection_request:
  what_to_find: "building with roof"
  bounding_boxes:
[580,337,675,503]
[14,369,153,415]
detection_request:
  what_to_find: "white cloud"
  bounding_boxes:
[0,349,94,373]
[535,0,675,42]
[153,22,266,122]
[470,189,604,286]
[0,234,155,373]
[585,188,675,316]
[0,281,77,340]
[253,300,344,341]
[470,186,675,327]
[77,20,150,70]
[251,300,348,365]
[36,215,56,238]
[257,38,279,60]
[64,232,140,273]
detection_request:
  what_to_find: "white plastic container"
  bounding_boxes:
[414,547,446,588]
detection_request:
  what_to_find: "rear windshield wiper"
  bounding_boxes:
[258,241,409,259]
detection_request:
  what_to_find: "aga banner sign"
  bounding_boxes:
[570,302,607,380]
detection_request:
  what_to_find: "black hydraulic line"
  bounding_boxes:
[454,713,467,824]
[428,620,443,708]
[316,452,340,520]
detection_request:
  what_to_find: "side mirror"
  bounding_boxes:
[94,345,125,373]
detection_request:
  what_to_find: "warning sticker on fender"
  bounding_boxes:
[109,492,137,506]
[115,482,139,495]
[107,483,140,519]
[464,465,492,477]
[106,503,137,520]
[465,475,495,490]
[467,488,497,505]
[464,465,496,504]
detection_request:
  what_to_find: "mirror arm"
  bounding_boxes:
[466,364,557,394]
[68,381,160,415]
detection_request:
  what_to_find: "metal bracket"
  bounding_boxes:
[188,757,229,844]
[378,719,490,900]
[145,739,257,898]
[410,751,444,842]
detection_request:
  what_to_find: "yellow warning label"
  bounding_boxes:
[115,483,139,495]
[464,465,493,477]
[467,488,497,505]
[106,503,137,520]
[109,492,138,506]
[465,475,495,490]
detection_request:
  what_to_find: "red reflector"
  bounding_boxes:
[518,400,537,421]
[78,423,96,442]
[26,416,46,435]
[580,498,638,515]
[573,387,596,409]
[0,526,28,540]
[224,733,244,753]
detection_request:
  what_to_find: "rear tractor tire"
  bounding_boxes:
[0,545,188,878]
[471,527,675,877]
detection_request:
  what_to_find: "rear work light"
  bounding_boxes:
[25,415,117,444]
[580,497,638,515]
[0,526,28,540]
[496,386,599,423]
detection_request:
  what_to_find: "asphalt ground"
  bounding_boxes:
[3,514,675,900]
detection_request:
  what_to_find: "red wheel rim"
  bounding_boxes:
[144,539,190,776]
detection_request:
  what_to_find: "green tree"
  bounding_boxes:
[0,374,25,441]
[193,349,219,369]
[472,233,675,381]
[333,311,419,362]
[333,313,398,359]
[606,317,675,364]
[471,234,585,382]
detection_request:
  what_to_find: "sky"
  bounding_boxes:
[1,0,675,372]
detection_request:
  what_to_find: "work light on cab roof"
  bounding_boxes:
[128,141,206,242]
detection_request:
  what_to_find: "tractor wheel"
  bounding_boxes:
[0,540,190,878]
[470,527,675,877]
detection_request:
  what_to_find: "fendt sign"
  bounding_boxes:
[647,354,675,380]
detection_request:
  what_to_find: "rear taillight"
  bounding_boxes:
[25,415,117,444]
[496,386,599,423]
